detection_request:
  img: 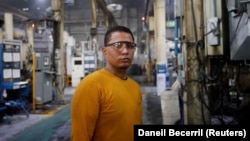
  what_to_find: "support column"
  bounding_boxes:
[52,0,65,103]
[154,0,166,64]
[26,25,34,48]
[90,0,99,69]
[58,0,65,102]
[4,13,14,40]
[183,0,210,124]
[154,0,167,96]
[26,25,36,112]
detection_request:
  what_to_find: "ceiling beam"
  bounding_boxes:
[0,3,30,20]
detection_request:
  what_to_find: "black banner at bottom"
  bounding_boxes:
[134,125,250,140]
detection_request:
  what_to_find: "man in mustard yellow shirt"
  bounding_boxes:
[71,25,143,141]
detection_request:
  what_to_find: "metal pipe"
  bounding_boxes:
[174,18,179,56]
[0,28,3,43]
[26,24,34,49]
[210,0,216,17]
[32,52,36,112]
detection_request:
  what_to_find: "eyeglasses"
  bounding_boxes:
[105,41,137,51]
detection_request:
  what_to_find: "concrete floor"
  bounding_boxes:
[0,86,74,141]
[0,78,162,141]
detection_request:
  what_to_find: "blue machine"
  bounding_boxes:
[0,40,30,120]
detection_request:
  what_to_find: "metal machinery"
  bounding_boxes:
[83,51,97,75]
[138,0,250,125]
[0,45,6,120]
[71,57,84,87]
[64,33,75,86]
[70,40,97,87]
[81,40,97,75]
[156,0,250,125]
[71,50,97,87]
[0,40,30,120]
[29,19,56,105]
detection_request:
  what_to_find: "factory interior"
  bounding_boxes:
[1,0,250,140]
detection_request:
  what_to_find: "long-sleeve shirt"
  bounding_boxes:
[71,68,143,141]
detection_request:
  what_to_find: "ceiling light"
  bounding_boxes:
[107,3,123,12]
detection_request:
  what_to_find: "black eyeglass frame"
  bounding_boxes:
[105,41,137,50]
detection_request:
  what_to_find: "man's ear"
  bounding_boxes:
[102,47,107,55]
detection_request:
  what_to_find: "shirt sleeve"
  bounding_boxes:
[70,79,100,141]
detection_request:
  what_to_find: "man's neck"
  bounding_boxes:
[105,66,127,80]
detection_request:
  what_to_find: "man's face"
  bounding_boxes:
[102,31,136,69]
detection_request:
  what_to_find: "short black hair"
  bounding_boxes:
[104,25,134,46]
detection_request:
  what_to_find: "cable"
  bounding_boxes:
[191,0,198,42]
[230,13,243,45]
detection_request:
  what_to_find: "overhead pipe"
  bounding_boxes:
[143,0,150,21]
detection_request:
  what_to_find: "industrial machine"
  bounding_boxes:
[83,51,97,75]
[0,44,7,121]
[30,19,56,105]
[71,57,84,87]
[34,52,54,104]
[70,41,97,87]
[157,0,250,125]
[0,1,64,118]
[0,40,30,119]
[71,51,97,87]
[81,41,98,74]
